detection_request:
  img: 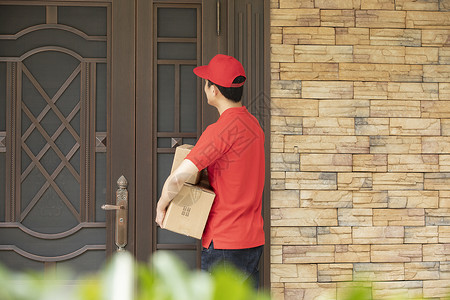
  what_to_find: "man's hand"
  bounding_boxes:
[155,159,199,227]
[155,201,167,227]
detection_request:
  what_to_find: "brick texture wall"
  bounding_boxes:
[269,0,450,299]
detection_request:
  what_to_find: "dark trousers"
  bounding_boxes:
[201,241,264,289]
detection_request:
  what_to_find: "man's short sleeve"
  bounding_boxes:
[185,124,230,171]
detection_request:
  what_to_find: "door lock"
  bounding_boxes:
[102,175,128,251]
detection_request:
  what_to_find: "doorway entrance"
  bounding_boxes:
[0,0,270,285]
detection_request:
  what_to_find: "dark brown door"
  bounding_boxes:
[136,0,270,286]
[149,2,203,270]
[0,0,135,273]
[0,0,269,285]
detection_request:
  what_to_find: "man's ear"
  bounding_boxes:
[212,85,220,96]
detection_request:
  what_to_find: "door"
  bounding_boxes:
[137,0,270,286]
[0,0,269,285]
[0,0,135,273]
[151,2,203,270]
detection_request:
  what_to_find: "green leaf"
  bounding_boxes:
[152,251,197,300]
[101,251,135,300]
[211,265,253,300]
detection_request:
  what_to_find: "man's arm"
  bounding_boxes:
[155,159,199,227]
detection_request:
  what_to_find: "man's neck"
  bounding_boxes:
[215,98,242,115]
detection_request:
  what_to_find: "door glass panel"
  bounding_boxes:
[0,30,106,58]
[57,250,106,276]
[182,138,198,146]
[0,5,45,35]
[21,188,79,234]
[40,109,60,137]
[21,112,32,141]
[20,48,82,233]
[157,43,196,60]
[39,147,60,174]
[180,65,197,133]
[0,62,5,131]
[70,148,81,174]
[157,138,172,148]
[0,252,43,272]
[157,65,175,132]
[56,73,81,118]
[21,149,32,174]
[157,153,174,199]
[21,163,46,210]
[172,250,197,270]
[0,153,5,222]
[21,75,46,121]
[24,128,46,157]
[23,51,80,100]
[95,153,106,222]
[157,227,196,244]
[157,8,197,38]
[58,6,107,36]
[55,167,80,213]
[70,110,81,136]
[55,129,77,156]
[96,64,107,132]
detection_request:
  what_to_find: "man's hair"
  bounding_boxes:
[207,76,246,103]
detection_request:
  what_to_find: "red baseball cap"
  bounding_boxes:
[193,54,246,88]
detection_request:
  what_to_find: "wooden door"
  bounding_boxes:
[0,0,135,274]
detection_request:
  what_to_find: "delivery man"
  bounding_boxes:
[155,54,265,287]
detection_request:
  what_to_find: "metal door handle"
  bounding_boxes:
[216,0,220,36]
[101,204,125,210]
[102,175,128,251]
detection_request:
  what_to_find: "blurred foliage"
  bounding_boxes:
[0,251,269,300]
[0,253,449,300]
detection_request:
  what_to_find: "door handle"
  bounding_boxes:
[102,204,125,210]
[102,175,128,251]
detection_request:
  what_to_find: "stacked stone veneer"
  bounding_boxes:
[269,0,450,299]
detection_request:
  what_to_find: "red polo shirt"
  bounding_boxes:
[186,106,265,249]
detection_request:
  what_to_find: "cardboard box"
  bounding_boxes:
[162,183,215,239]
[171,144,201,185]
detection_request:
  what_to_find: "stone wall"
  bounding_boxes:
[269,0,450,299]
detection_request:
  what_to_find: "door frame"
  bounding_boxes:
[135,0,153,261]
[110,0,136,257]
